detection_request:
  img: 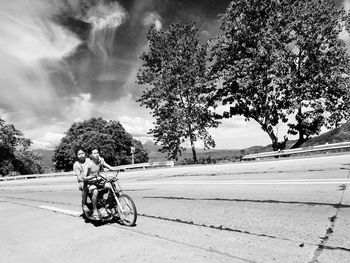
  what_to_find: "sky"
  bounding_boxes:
[0,0,349,150]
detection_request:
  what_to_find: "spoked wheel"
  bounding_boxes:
[117,194,137,226]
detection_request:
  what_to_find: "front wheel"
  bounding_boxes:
[117,194,137,226]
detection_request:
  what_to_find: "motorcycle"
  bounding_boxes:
[82,171,137,226]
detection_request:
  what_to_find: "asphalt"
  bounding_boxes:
[1,154,350,262]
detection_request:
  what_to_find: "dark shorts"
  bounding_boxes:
[78,181,103,193]
[87,179,108,193]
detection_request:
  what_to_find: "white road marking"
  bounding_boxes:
[2,179,350,190]
[39,205,81,217]
[125,179,350,186]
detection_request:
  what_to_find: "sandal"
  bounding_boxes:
[91,211,100,220]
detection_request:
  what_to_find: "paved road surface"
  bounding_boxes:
[1,154,350,262]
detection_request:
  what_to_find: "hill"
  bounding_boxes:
[33,149,55,172]
[302,122,350,146]
[33,122,350,169]
[144,121,350,162]
[143,140,244,163]
[241,121,350,154]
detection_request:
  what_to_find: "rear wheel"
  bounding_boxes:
[117,194,137,226]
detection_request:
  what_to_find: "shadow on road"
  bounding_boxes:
[81,214,137,227]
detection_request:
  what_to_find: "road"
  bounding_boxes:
[1,154,350,263]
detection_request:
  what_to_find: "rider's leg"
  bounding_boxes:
[82,182,87,205]
[81,182,90,213]
[91,188,99,218]
[103,182,111,200]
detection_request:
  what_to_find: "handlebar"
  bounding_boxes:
[90,171,121,182]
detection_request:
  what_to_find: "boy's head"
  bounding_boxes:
[88,147,100,160]
[75,146,86,161]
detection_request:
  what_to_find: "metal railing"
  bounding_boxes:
[0,161,175,181]
[242,141,350,161]
[0,171,74,181]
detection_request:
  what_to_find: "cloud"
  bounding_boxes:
[201,30,210,36]
[31,132,65,150]
[0,0,279,151]
[118,115,153,136]
[345,0,350,11]
[0,108,10,121]
[143,12,162,30]
[0,0,81,123]
[63,93,94,122]
[86,1,127,61]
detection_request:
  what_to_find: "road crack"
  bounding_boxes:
[139,213,305,245]
[143,196,350,208]
[309,172,349,262]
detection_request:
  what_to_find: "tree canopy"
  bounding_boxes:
[210,0,350,150]
[137,21,220,162]
[52,117,148,171]
[282,0,350,147]
[209,0,292,150]
[0,117,43,176]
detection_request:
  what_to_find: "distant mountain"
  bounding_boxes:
[143,140,242,163]
[33,149,55,172]
[33,122,350,170]
[143,122,350,161]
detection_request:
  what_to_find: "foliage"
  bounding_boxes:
[210,0,350,150]
[177,154,243,165]
[52,117,148,171]
[209,0,292,150]
[282,0,350,147]
[137,21,220,162]
[0,117,43,176]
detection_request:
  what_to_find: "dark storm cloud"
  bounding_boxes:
[10,0,342,149]
[61,0,232,103]
[0,0,233,148]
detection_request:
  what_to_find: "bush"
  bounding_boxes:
[52,117,149,171]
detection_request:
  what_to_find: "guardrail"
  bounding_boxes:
[152,161,175,167]
[0,171,75,181]
[0,161,175,181]
[242,141,350,161]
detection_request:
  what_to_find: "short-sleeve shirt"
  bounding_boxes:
[73,159,91,183]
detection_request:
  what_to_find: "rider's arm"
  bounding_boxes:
[102,162,118,171]
[100,157,119,171]
[73,163,83,182]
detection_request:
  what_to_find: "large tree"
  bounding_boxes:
[137,21,220,162]
[53,117,148,171]
[210,0,350,150]
[209,0,292,150]
[283,0,350,148]
[0,117,43,176]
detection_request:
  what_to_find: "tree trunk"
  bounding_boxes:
[291,131,306,149]
[267,129,279,151]
[190,139,197,164]
[256,120,279,151]
[291,107,306,149]
[188,124,197,163]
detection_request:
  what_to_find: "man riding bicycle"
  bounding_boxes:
[83,147,119,220]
